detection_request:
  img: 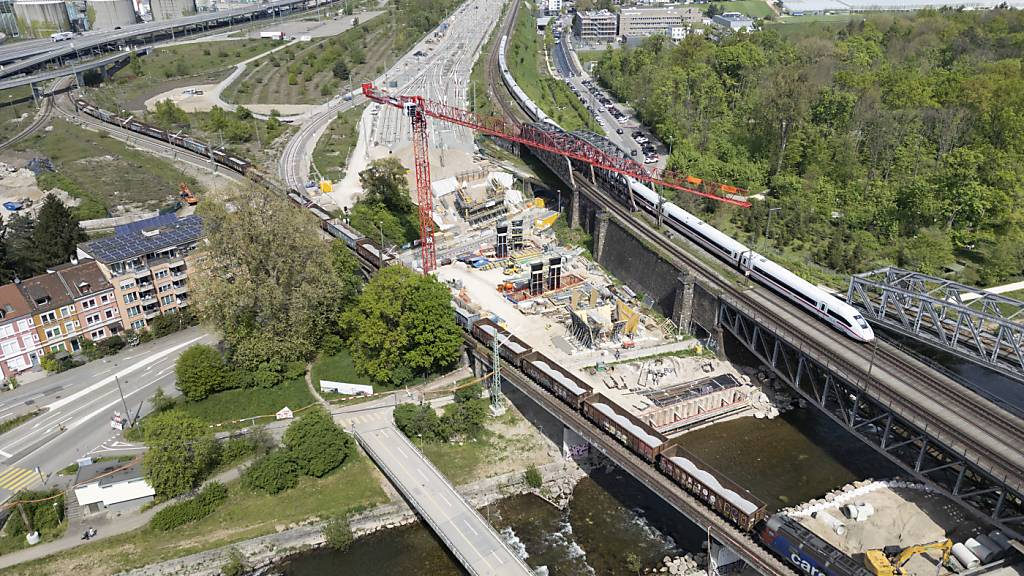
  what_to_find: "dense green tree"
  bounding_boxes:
[332,59,350,80]
[242,450,300,494]
[191,185,349,370]
[593,9,1024,284]
[342,266,461,385]
[175,344,231,401]
[142,411,217,497]
[360,158,414,214]
[393,403,441,439]
[32,194,85,268]
[282,408,355,477]
[151,99,190,130]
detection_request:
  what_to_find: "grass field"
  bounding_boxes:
[707,0,775,18]
[311,348,375,392]
[9,455,388,576]
[13,118,201,219]
[506,6,596,131]
[89,40,282,113]
[311,104,366,181]
[177,376,316,427]
[417,434,494,485]
[0,86,37,144]
[223,13,389,106]
[469,5,504,118]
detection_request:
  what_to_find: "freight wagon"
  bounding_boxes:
[470,319,533,367]
[581,393,667,462]
[521,351,592,409]
[658,444,767,532]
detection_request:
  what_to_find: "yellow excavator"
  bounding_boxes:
[864,539,953,576]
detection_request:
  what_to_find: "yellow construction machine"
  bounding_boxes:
[864,539,953,576]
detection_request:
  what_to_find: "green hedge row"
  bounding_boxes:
[149,482,228,531]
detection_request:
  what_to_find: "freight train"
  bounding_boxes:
[74,98,393,267]
[466,315,872,576]
[496,36,873,343]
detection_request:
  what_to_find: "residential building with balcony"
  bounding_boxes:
[0,284,38,377]
[572,10,618,43]
[17,270,83,357]
[77,214,203,331]
[55,260,123,343]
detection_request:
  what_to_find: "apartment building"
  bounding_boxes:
[547,0,562,14]
[77,214,203,331]
[712,12,755,31]
[572,10,618,43]
[18,271,83,357]
[619,5,702,38]
[57,260,123,343]
[0,284,37,377]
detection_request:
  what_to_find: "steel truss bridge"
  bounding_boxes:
[848,267,1024,383]
[719,298,1024,538]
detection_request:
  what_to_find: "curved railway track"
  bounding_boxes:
[484,4,1023,490]
[0,78,68,152]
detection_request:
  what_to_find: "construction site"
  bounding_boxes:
[779,479,1024,576]
[439,208,777,438]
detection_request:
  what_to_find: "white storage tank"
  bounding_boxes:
[87,0,137,29]
[952,542,981,570]
[148,0,195,21]
[965,537,995,564]
[13,0,72,38]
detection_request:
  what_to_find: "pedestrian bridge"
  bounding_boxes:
[354,423,534,576]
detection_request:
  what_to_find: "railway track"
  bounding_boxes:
[483,2,1023,492]
[0,78,68,152]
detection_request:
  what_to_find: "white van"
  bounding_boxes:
[50,31,74,42]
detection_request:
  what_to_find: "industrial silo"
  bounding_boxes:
[13,0,71,38]
[148,0,194,21]
[87,0,136,29]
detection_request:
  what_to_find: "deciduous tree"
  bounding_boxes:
[142,411,217,497]
[342,266,461,385]
[282,407,355,477]
[175,344,231,401]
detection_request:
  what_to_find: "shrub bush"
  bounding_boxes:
[283,408,354,478]
[149,482,228,531]
[4,490,64,536]
[524,464,542,489]
[323,516,353,551]
[242,450,299,494]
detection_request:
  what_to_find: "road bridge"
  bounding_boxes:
[0,0,339,77]
[460,334,796,576]
[0,49,145,92]
[354,422,534,576]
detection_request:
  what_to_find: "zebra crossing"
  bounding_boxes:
[336,409,391,430]
[0,467,39,493]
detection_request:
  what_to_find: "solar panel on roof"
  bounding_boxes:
[84,215,204,264]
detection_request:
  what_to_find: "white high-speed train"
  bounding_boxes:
[496,36,875,342]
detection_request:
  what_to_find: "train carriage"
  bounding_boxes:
[325,218,364,248]
[760,515,874,576]
[657,444,767,531]
[581,393,667,462]
[521,351,593,409]
[470,319,533,368]
[356,238,393,268]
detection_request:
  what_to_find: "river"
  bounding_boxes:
[278,404,899,575]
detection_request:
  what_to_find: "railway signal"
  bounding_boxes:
[361,83,751,275]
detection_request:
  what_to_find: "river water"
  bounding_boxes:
[279,406,899,575]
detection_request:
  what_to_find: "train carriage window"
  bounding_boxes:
[826,310,853,328]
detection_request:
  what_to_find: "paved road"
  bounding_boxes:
[355,422,532,576]
[0,328,215,501]
[278,0,502,196]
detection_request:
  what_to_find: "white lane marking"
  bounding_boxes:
[463,518,479,536]
[437,492,452,507]
[44,336,204,412]
[0,449,10,458]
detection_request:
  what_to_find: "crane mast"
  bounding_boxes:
[365,83,751,275]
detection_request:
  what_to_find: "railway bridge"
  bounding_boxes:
[522,144,1024,539]
[461,333,797,576]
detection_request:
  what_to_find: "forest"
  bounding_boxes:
[593,9,1024,286]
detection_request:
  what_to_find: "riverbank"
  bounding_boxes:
[119,459,588,576]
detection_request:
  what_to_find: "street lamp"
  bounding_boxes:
[112,364,132,427]
[376,220,385,250]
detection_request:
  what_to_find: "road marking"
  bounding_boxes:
[0,449,10,458]
[438,492,452,507]
[0,467,38,492]
[464,518,479,536]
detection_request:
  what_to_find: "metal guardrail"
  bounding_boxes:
[354,425,534,576]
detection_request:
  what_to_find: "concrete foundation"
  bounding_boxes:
[14,0,71,38]
[88,0,138,30]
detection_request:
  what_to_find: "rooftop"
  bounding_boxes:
[18,271,73,313]
[75,460,144,487]
[0,284,32,322]
[55,260,112,299]
[79,214,203,265]
[781,0,1024,11]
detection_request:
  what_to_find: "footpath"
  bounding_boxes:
[0,465,246,570]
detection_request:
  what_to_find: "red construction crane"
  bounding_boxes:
[363,83,751,274]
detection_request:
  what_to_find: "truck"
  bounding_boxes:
[260,31,285,40]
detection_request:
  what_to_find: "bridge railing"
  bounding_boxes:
[355,426,534,576]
